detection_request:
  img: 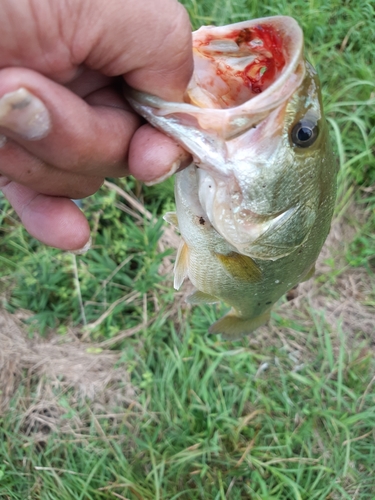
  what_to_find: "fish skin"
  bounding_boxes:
[126,16,338,339]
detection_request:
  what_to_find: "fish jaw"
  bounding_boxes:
[125,17,327,260]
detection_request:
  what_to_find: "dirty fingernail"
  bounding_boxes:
[70,236,92,255]
[0,88,51,140]
[144,155,192,186]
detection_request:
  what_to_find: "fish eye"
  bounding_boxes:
[291,119,319,148]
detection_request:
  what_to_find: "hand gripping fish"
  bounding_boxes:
[127,16,337,339]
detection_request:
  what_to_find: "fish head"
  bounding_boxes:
[196,58,335,259]
[126,16,336,260]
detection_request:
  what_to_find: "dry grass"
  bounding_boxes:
[0,308,140,443]
[287,213,374,340]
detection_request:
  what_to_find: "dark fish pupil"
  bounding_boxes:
[298,126,312,142]
[291,118,318,148]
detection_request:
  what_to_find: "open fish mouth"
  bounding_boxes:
[127,16,305,139]
[188,17,303,109]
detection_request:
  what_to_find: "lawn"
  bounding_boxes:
[0,0,374,499]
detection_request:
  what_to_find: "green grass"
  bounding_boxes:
[1,178,174,336]
[0,0,375,498]
[1,317,375,499]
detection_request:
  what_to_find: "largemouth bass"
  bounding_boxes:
[127,16,337,339]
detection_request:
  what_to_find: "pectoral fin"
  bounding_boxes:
[209,308,271,340]
[164,212,179,228]
[174,241,189,290]
[215,252,262,282]
[187,290,220,304]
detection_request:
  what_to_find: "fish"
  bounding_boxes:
[126,16,337,339]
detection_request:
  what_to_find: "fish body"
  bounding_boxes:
[127,16,337,338]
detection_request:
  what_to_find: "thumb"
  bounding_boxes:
[79,0,193,101]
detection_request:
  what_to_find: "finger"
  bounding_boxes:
[75,0,193,101]
[0,174,9,188]
[1,181,91,250]
[128,124,192,184]
[0,138,104,198]
[0,68,140,178]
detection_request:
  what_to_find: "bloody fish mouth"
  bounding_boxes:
[183,15,305,127]
[126,17,305,140]
[189,24,287,108]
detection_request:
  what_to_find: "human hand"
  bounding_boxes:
[0,0,192,250]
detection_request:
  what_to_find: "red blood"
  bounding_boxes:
[196,23,286,106]
[196,34,215,47]
[232,25,285,94]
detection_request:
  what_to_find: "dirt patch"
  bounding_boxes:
[291,215,374,339]
[0,309,139,441]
